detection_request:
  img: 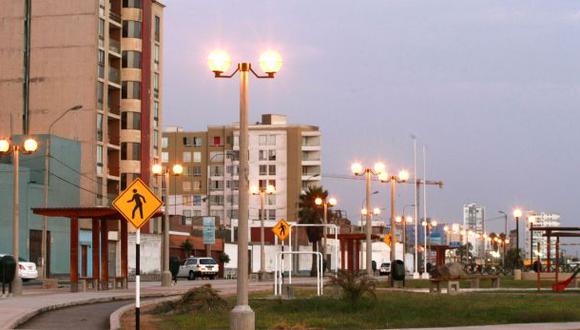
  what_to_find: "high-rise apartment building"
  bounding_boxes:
[161,114,322,232]
[463,203,485,258]
[526,211,560,260]
[0,1,164,235]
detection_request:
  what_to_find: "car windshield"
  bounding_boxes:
[200,259,217,265]
[381,263,390,267]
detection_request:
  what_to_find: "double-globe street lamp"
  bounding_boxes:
[421,219,437,272]
[513,208,523,270]
[395,215,413,257]
[378,167,409,283]
[315,196,337,271]
[351,162,385,276]
[209,49,282,330]
[152,163,184,287]
[250,184,275,280]
[0,137,39,296]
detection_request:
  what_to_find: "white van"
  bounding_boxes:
[177,257,219,280]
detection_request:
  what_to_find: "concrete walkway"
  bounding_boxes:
[401,323,580,330]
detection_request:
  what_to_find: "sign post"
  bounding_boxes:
[112,178,162,330]
[203,217,216,257]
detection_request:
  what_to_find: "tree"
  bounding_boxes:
[298,186,327,276]
[505,247,522,271]
[181,239,193,257]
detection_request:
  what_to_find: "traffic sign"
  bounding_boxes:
[384,232,392,247]
[272,218,290,241]
[112,178,162,229]
[203,217,216,244]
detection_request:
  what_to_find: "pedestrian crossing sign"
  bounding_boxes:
[112,178,162,229]
[384,232,393,247]
[272,218,290,241]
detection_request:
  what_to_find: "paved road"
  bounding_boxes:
[17,300,133,330]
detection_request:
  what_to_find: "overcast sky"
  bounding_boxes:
[162,1,580,252]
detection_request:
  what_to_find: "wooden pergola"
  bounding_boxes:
[334,233,381,272]
[531,226,580,273]
[32,207,163,292]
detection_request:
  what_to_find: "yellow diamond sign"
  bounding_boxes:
[272,218,290,241]
[112,178,162,230]
[384,232,392,247]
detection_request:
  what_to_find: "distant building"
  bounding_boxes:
[526,212,560,261]
[463,203,485,258]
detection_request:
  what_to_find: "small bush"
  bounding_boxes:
[329,271,377,305]
[152,284,228,315]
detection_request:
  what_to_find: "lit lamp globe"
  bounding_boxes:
[513,209,523,218]
[351,162,363,176]
[395,216,402,223]
[208,50,232,75]
[152,164,163,175]
[406,217,413,224]
[0,139,10,153]
[249,186,259,195]
[328,197,337,206]
[259,50,282,76]
[443,225,449,232]
[378,172,389,182]
[23,138,38,153]
[373,162,386,176]
[373,208,381,215]
[172,164,184,175]
[431,220,438,227]
[266,184,276,194]
[361,208,368,216]
[398,170,410,182]
[314,197,323,206]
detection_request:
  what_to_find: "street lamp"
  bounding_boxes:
[0,136,39,296]
[250,184,276,280]
[209,49,281,330]
[315,196,337,271]
[513,208,523,269]
[378,168,409,283]
[422,219,437,273]
[351,162,386,276]
[42,104,83,280]
[152,162,183,287]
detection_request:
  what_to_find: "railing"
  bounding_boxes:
[109,11,122,24]
[109,67,120,84]
[109,39,121,54]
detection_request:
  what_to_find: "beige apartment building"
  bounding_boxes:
[161,114,322,233]
[0,0,164,234]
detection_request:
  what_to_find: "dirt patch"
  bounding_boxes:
[121,304,162,330]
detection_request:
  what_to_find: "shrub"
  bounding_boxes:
[329,271,377,305]
[153,284,228,314]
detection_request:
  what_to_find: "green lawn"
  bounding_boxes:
[153,291,580,329]
[375,278,558,289]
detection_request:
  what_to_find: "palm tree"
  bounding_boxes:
[298,186,327,276]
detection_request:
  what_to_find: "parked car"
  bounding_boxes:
[0,254,38,281]
[379,262,391,276]
[177,257,219,280]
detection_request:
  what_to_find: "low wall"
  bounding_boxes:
[522,271,573,281]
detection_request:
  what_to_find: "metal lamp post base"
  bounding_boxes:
[412,272,420,279]
[11,277,23,296]
[421,272,430,279]
[230,304,255,330]
[161,270,172,287]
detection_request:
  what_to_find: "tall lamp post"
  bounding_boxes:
[315,196,337,271]
[0,137,39,296]
[250,184,275,281]
[209,49,282,330]
[513,208,523,270]
[42,104,83,280]
[378,168,409,281]
[152,162,183,287]
[351,162,386,276]
[421,219,437,274]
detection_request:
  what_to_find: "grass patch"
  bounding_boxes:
[151,290,580,329]
[375,278,558,289]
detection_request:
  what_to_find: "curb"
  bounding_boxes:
[110,295,181,330]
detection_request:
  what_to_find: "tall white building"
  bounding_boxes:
[463,203,485,258]
[526,212,560,260]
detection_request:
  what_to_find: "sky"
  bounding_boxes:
[162,1,580,254]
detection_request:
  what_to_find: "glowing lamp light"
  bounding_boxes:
[351,162,363,176]
[250,186,260,195]
[314,197,323,206]
[373,162,386,175]
[406,217,413,224]
[361,208,368,215]
[0,139,10,153]
[505,239,510,244]
[443,225,449,232]
[328,197,337,206]
[259,50,282,74]
[513,208,523,218]
[431,220,438,227]
[23,138,38,153]
[172,164,184,175]
[266,184,276,194]
[151,164,163,175]
[395,216,402,223]
[378,172,389,182]
[398,170,410,182]
[422,221,427,227]
[373,208,381,215]
[208,50,232,74]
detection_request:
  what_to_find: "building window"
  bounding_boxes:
[122,0,141,8]
[183,151,191,162]
[259,135,267,146]
[121,173,138,190]
[193,195,202,206]
[122,81,141,99]
[269,165,276,175]
[97,82,104,109]
[121,142,141,160]
[268,135,276,146]
[154,44,160,69]
[213,136,221,146]
[193,151,201,163]
[268,150,276,161]
[161,151,168,163]
[97,114,103,141]
[182,181,191,192]
[98,19,105,47]
[268,209,276,220]
[267,194,276,206]
[98,50,105,78]
[154,16,160,42]
[233,135,239,147]
[153,101,159,129]
[209,151,223,162]
[194,137,202,147]
[123,21,142,38]
[210,165,223,176]
[259,165,267,176]
[259,179,276,189]
[210,180,224,190]
[162,137,168,148]
[122,51,141,68]
[193,166,201,176]
[121,111,141,130]
[153,73,159,99]
[183,195,193,206]
[153,129,159,151]
[193,180,201,190]
[209,195,224,206]
[97,145,103,175]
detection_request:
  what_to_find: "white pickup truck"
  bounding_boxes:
[177,257,219,280]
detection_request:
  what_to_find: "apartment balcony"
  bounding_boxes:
[109,67,121,85]
[109,11,122,26]
[109,38,121,56]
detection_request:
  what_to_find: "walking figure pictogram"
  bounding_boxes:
[279,223,286,237]
[127,189,146,219]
